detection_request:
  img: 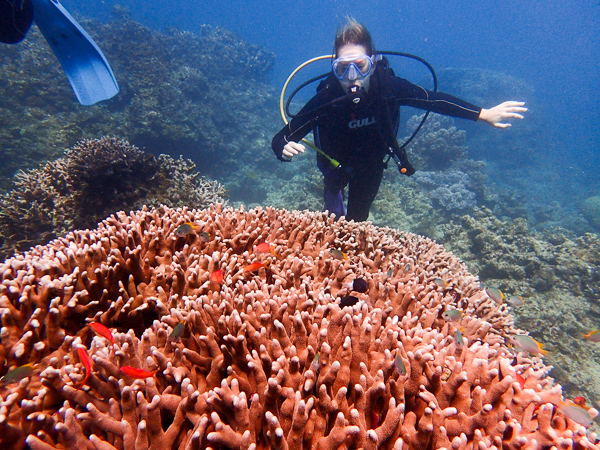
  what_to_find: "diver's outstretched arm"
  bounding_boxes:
[478,101,527,128]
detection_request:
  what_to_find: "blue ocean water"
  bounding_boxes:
[64,0,599,184]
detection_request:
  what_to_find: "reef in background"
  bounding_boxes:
[0,17,281,192]
[0,137,227,260]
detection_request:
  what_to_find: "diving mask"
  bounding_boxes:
[332,54,375,80]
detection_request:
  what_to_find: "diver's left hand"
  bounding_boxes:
[479,101,527,128]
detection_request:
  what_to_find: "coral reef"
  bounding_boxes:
[580,196,600,230]
[413,170,477,214]
[0,17,281,193]
[441,206,600,407]
[1,205,597,449]
[0,137,227,259]
[404,114,468,172]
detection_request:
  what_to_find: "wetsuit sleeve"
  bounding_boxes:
[271,94,328,162]
[390,77,482,121]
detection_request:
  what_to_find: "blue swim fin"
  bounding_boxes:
[31,0,119,105]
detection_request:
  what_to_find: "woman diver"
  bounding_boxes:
[271,18,526,222]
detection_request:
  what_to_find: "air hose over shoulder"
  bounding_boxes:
[279,51,438,174]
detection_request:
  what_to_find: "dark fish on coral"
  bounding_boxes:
[342,277,369,293]
[312,352,320,372]
[339,295,359,307]
[433,278,447,288]
[403,263,411,273]
[455,327,465,349]
[0,363,36,384]
[199,231,211,242]
[88,322,114,344]
[330,249,348,261]
[394,353,406,375]
[485,286,504,304]
[505,295,524,307]
[508,334,548,356]
[119,366,158,378]
[442,309,462,322]
[169,322,185,340]
[175,222,198,237]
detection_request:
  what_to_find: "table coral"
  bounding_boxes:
[0,205,597,449]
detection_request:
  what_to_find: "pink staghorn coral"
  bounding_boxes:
[0,205,598,449]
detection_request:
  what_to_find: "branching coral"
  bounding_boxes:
[0,137,227,259]
[1,205,597,449]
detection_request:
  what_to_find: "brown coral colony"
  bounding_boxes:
[0,205,598,449]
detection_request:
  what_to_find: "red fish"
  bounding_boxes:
[77,347,91,387]
[243,262,266,273]
[119,366,158,379]
[88,322,114,344]
[210,269,223,284]
[515,372,526,389]
[255,242,278,257]
[210,269,223,291]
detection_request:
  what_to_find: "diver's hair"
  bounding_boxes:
[334,17,375,57]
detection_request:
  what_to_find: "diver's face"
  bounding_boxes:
[335,44,373,93]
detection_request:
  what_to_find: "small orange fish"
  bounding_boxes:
[88,322,114,344]
[243,262,267,273]
[255,242,278,257]
[573,396,587,407]
[77,347,91,387]
[175,222,198,237]
[583,330,600,342]
[119,366,158,379]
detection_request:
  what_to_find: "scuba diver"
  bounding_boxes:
[1,0,118,105]
[271,18,527,222]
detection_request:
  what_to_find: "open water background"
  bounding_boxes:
[66,0,599,178]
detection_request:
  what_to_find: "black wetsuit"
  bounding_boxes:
[271,60,482,222]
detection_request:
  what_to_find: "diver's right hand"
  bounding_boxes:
[281,141,305,161]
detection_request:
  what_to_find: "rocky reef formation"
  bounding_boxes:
[580,196,600,230]
[0,17,281,193]
[0,137,227,260]
[441,207,600,409]
[1,205,597,449]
